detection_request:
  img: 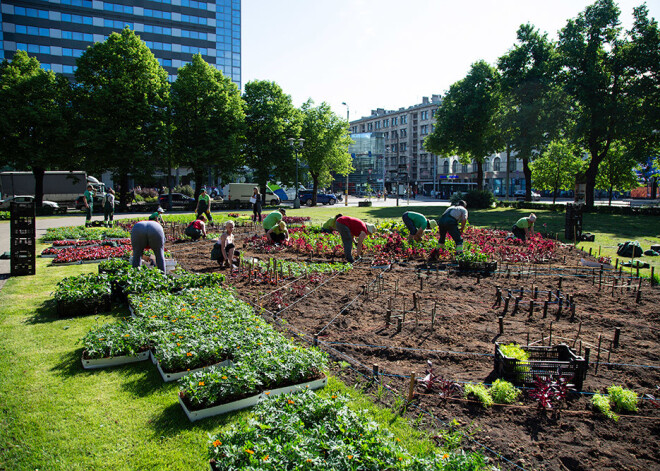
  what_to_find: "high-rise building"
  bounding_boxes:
[0,0,241,86]
[349,95,525,197]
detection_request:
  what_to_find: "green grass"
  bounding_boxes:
[0,247,444,470]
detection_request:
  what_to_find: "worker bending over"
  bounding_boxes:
[437,200,468,252]
[335,216,376,263]
[402,211,438,242]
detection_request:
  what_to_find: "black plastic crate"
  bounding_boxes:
[494,343,588,390]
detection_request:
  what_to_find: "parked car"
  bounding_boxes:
[299,190,337,206]
[514,190,541,201]
[0,195,60,210]
[158,193,196,207]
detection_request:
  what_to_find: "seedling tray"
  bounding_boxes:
[81,350,150,369]
[179,391,263,422]
[494,343,588,390]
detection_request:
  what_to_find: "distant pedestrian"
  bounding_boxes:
[130,220,166,272]
[103,188,115,227]
[512,213,536,241]
[402,211,438,242]
[195,188,213,223]
[437,200,468,253]
[83,184,95,227]
[149,207,165,224]
[335,216,376,263]
[252,187,262,222]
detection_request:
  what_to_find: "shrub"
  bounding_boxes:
[464,189,496,209]
[592,393,618,421]
[449,191,466,206]
[607,385,638,413]
[174,184,194,197]
[490,379,521,404]
[464,383,493,408]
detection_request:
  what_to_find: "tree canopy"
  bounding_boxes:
[530,139,585,203]
[171,54,244,200]
[74,27,170,207]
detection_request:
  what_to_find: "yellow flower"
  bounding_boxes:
[265,391,270,395]
[198,381,205,386]
[348,455,353,459]
[262,455,269,461]
[331,395,337,399]
[442,453,449,459]
[213,439,221,447]
[306,459,312,463]
[288,399,294,404]
[245,449,254,454]
[186,352,193,357]
[222,375,228,380]
[124,334,130,337]
[177,343,181,346]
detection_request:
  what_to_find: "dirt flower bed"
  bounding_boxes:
[167,230,660,471]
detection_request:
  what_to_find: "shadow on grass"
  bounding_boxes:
[119,363,177,397]
[146,400,234,436]
[51,347,96,378]
[24,298,58,324]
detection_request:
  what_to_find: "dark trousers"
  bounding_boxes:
[438,214,462,246]
[131,221,166,272]
[336,222,355,263]
[512,225,526,241]
[85,206,92,225]
[402,212,417,234]
[104,203,114,225]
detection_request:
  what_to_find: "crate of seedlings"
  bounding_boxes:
[494,342,588,390]
[54,273,112,317]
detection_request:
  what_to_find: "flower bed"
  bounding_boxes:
[52,245,132,264]
[80,318,151,365]
[207,390,486,470]
[54,273,112,317]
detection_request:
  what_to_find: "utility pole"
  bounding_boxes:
[342,102,350,207]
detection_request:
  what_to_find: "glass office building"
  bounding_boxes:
[332,132,385,196]
[0,0,241,86]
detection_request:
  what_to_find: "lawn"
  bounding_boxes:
[0,250,439,471]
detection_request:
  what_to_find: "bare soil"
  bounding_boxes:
[168,232,660,471]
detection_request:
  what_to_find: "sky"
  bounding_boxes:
[241,0,659,121]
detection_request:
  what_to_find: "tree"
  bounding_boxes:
[557,0,659,207]
[74,27,170,208]
[498,24,566,201]
[595,142,640,205]
[530,139,585,203]
[299,100,353,206]
[425,60,502,190]
[243,80,300,197]
[0,51,72,207]
[171,54,244,201]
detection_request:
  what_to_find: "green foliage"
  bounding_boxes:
[607,385,638,413]
[425,60,502,190]
[98,258,131,275]
[463,189,495,209]
[208,390,489,470]
[464,383,493,408]
[595,142,641,205]
[171,54,245,194]
[75,27,169,208]
[490,379,521,404]
[592,393,619,421]
[0,211,10,220]
[530,139,585,203]
[80,318,150,359]
[499,343,529,362]
[53,273,111,304]
[173,184,195,197]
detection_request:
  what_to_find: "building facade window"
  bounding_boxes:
[484,158,490,172]
[494,157,501,171]
[509,159,516,172]
[462,163,468,173]
[452,161,458,173]
[392,117,398,126]
[443,160,449,174]
[420,110,428,120]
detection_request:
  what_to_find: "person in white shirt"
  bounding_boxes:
[437,200,468,252]
[103,188,115,227]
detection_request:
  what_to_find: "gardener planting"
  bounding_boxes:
[149,207,165,224]
[402,211,438,242]
[335,216,376,263]
[195,188,213,223]
[212,220,240,268]
[437,200,468,252]
[267,221,289,244]
[512,213,536,241]
[130,220,166,272]
[321,214,343,234]
[185,215,207,241]
[263,208,286,242]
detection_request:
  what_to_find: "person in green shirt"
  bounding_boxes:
[321,214,343,234]
[263,208,286,241]
[149,207,165,224]
[83,184,94,227]
[195,188,213,223]
[402,211,438,242]
[512,213,536,241]
[268,220,289,244]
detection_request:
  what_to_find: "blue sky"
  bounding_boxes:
[242,0,659,121]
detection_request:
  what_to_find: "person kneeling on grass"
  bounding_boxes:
[437,200,468,253]
[185,215,207,241]
[402,211,438,242]
[512,213,536,241]
[335,216,376,263]
[267,221,289,244]
[263,208,286,242]
[321,214,342,234]
[212,220,240,268]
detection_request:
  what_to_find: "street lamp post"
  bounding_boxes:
[288,137,304,209]
[342,102,349,207]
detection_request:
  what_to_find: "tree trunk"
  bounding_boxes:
[311,175,319,206]
[522,157,532,201]
[584,158,600,208]
[476,162,484,191]
[32,166,45,208]
[552,188,557,204]
[652,177,658,200]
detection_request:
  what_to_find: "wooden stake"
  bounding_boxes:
[503,296,510,315]
[498,316,504,334]
[373,364,379,379]
[615,258,619,269]
[549,321,553,345]
[613,327,621,349]
[573,321,582,347]
[651,266,655,287]
[526,331,530,346]
[595,334,602,374]
[386,309,392,326]
[313,335,318,346]
[636,290,642,304]
[420,277,424,291]
[543,300,548,318]
[584,346,590,365]
[407,372,416,402]
[396,317,402,333]
[558,276,563,289]
[570,302,576,321]
[528,300,534,318]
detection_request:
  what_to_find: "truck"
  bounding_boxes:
[0,171,106,207]
[226,183,281,206]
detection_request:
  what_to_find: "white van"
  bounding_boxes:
[227,183,280,205]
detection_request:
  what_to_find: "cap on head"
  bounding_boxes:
[529,213,537,222]
[366,223,376,234]
[157,207,165,213]
[278,208,287,216]
[429,220,438,230]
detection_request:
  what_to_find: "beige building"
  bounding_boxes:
[349,96,526,197]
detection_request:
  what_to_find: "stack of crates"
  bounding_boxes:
[565,203,584,241]
[10,202,36,276]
